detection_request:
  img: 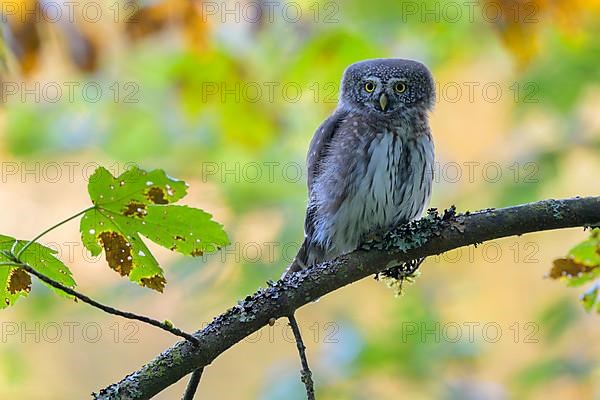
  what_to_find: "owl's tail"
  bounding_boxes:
[281,238,310,279]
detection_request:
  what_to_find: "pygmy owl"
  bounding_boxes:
[284,58,435,277]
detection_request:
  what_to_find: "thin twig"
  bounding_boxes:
[288,313,315,400]
[0,261,199,345]
[181,368,204,400]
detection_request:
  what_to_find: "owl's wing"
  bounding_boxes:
[302,110,348,248]
[306,110,348,193]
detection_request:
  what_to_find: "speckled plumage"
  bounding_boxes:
[284,58,435,277]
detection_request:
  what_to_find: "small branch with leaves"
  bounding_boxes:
[0,258,200,344]
[0,167,229,346]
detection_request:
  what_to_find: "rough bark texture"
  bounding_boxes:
[93,197,600,400]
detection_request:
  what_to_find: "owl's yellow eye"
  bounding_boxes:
[394,82,407,93]
[365,81,376,92]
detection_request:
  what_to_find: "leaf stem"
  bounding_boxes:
[15,206,96,260]
[0,261,199,345]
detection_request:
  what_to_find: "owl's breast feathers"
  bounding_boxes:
[308,111,434,261]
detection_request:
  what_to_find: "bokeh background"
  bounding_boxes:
[1,0,600,398]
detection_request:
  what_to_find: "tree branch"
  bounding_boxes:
[93,197,600,400]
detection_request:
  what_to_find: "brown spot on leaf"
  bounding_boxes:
[8,268,31,294]
[191,249,204,257]
[146,187,168,204]
[174,235,185,241]
[123,201,147,218]
[550,258,598,279]
[140,275,166,292]
[99,232,133,277]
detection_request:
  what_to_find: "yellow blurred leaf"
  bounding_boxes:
[5,0,42,75]
[485,0,598,67]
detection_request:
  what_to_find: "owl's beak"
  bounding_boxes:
[379,93,388,111]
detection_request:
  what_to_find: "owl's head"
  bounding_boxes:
[339,58,435,115]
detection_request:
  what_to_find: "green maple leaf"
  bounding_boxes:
[0,235,76,308]
[551,229,600,313]
[80,167,229,292]
[551,229,600,287]
[581,283,600,313]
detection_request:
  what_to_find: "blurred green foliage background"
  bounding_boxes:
[1,0,600,398]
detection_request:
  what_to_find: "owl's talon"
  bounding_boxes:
[363,231,386,244]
